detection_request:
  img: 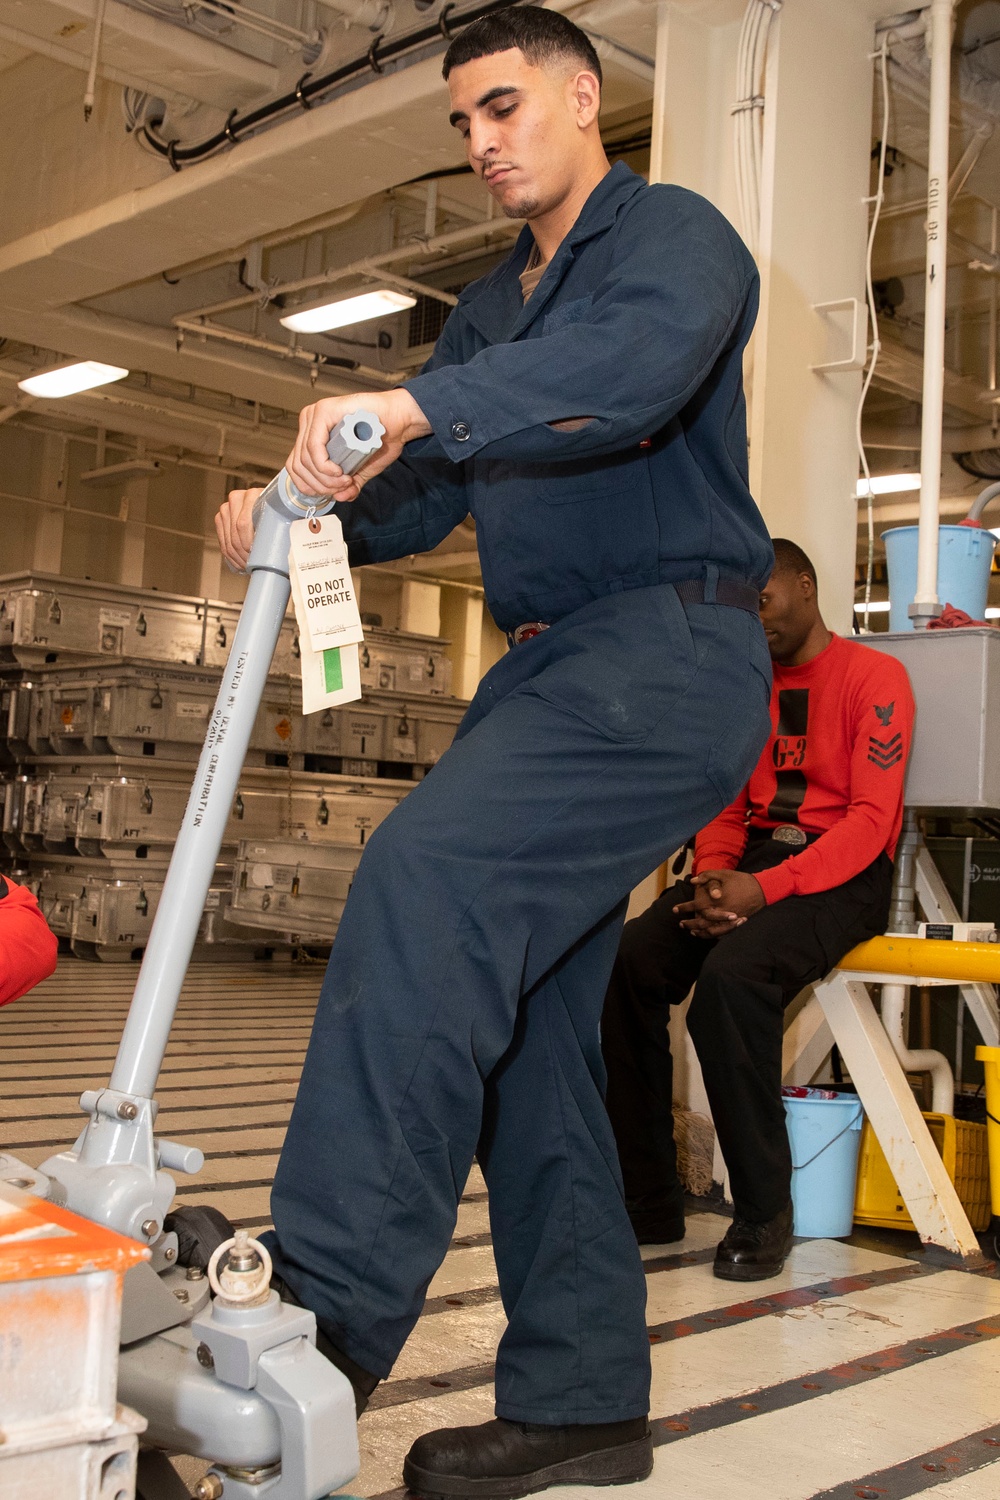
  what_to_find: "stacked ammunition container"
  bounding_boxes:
[0,573,467,959]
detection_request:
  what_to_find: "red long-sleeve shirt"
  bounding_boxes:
[0,876,58,1006]
[693,635,914,904]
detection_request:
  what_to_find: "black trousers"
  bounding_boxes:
[602,838,893,1223]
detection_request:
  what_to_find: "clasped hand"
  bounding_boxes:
[215,387,431,572]
[674,869,765,939]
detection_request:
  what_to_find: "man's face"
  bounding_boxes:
[447,49,600,221]
[758,567,817,663]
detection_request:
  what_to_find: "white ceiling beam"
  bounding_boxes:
[0,19,190,102]
[0,52,465,315]
[0,0,280,107]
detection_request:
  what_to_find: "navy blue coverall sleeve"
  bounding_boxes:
[405,187,755,465]
[333,314,470,565]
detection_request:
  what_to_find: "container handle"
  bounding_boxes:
[965,480,1000,526]
[790,1106,864,1173]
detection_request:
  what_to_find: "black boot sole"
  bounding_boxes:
[403,1433,654,1500]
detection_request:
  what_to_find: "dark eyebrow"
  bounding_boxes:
[449,85,520,128]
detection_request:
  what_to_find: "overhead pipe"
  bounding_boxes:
[139,0,525,168]
[912,0,956,628]
[315,0,393,31]
[585,29,654,83]
[172,315,400,384]
[174,216,519,326]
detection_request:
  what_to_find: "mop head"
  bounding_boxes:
[673,1105,716,1198]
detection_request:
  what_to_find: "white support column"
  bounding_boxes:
[199,472,227,600]
[815,972,983,1262]
[647,0,746,213]
[399,579,441,638]
[31,434,68,572]
[750,0,882,630]
[119,475,149,587]
[439,589,484,701]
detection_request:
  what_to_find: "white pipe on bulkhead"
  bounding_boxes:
[913,0,956,627]
[880,984,955,1114]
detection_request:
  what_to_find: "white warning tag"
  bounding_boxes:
[289,513,364,653]
[288,517,364,715]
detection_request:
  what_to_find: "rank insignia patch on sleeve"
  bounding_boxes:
[868,732,903,769]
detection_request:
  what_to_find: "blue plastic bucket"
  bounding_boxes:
[883,524,996,631]
[783,1090,864,1238]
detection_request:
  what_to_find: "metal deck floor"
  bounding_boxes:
[3,958,1000,1500]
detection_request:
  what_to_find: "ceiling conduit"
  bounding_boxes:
[138,0,535,168]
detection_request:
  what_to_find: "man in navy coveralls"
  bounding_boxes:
[216,8,774,1495]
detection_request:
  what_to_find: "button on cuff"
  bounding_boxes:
[450,420,472,443]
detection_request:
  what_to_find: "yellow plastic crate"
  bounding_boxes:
[853,1112,991,1234]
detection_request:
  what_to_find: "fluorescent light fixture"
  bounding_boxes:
[863,474,923,498]
[853,600,891,612]
[18,360,129,398]
[856,472,921,497]
[279,288,416,334]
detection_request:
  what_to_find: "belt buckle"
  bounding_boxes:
[511,621,550,646]
[772,824,808,847]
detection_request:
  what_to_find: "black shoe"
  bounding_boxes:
[403,1417,652,1500]
[273,1273,379,1415]
[713,1202,794,1282]
[626,1190,686,1247]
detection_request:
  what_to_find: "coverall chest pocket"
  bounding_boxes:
[541,294,593,334]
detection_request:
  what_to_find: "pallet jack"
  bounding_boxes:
[3,412,385,1500]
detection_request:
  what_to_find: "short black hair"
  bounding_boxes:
[770,538,818,587]
[442,5,602,86]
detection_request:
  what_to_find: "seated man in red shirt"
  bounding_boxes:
[602,538,914,1280]
[0,875,58,1006]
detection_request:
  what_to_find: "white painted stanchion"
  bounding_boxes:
[813,972,983,1262]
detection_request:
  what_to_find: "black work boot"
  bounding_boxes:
[713,1201,794,1282]
[403,1416,653,1500]
[625,1188,685,1246]
[272,1273,380,1415]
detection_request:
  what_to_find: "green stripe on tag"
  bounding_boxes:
[323,648,344,693]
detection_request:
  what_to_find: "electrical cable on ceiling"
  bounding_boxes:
[856,36,891,633]
[139,0,528,168]
[732,0,782,258]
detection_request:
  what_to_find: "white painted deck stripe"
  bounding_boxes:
[566,1341,1000,1500]
[649,1268,1000,1414]
[922,1463,1000,1497]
